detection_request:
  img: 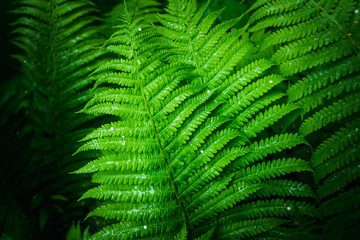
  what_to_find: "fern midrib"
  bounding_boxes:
[311,0,360,50]
[132,34,189,227]
[185,24,204,84]
[51,0,58,94]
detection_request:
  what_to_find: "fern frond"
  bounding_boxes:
[188,182,264,225]
[242,104,298,138]
[227,133,306,171]
[6,0,108,236]
[293,73,360,115]
[184,174,234,212]
[323,208,360,236]
[218,74,285,120]
[287,54,360,103]
[317,161,360,199]
[250,2,320,32]
[299,92,360,136]
[249,0,307,25]
[262,15,330,49]
[214,218,289,240]
[75,152,164,174]
[75,0,318,238]
[173,128,243,183]
[102,0,162,37]
[235,158,312,183]
[279,39,356,77]
[313,118,360,180]
[90,220,184,240]
[244,0,360,238]
[320,186,360,217]
[194,226,216,240]
[219,199,314,223]
[254,180,316,199]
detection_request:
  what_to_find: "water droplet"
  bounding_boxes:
[201,150,204,153]
[355,9,359,14]
[207,90,210,93]
[122,135,125,138]
[144,225,147,229]
[110,127,114,131]
[138,27,142,31]
[269,80,273,83]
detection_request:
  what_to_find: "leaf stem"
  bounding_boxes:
[51,0,57,94]
[131,29,189,228]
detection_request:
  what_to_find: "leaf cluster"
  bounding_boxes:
[1,0,359,239]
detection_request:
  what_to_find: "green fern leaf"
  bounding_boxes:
[235,158,312,183]
[299,93,360,136]
[219,199,314,222]
[317,161,360,199]
[242,104,298,138]
[75,0,318,238]
[214,218,290,240]
[254,180,316,199]
[320,186,360,217]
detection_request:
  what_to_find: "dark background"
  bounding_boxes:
[0,1,18,84]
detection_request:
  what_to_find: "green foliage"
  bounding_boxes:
[101,0,162,37]
[74,0,313,238]
[66,221,91,240]
[1,0,359,239]
[1,0,106,238]
[249,0,360,238]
